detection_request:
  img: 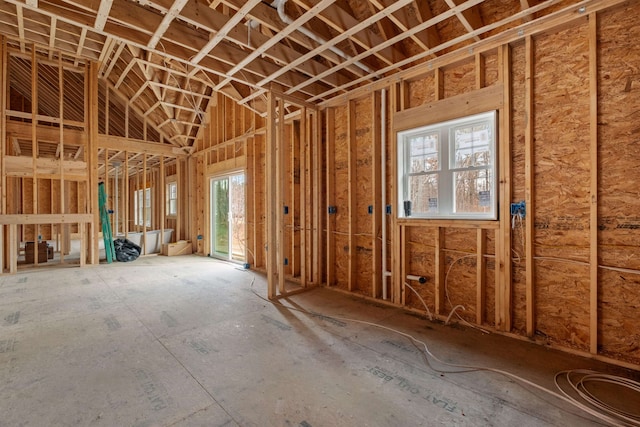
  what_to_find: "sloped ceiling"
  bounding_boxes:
[0,0,586,148]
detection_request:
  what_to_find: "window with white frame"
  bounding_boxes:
[134,188,152,227]
[166,181,177,216]
[397,111,497,220]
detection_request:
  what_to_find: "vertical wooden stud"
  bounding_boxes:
[435,68,444,101]
[124,152,129,238]
[266,91,277,299]
[312,110,322,285]
[160,155,165,249]
[476,52,485,90]
[326,107,336,287]
[372,91,382,298]
[435,227,445,315]
[347,100,356,292]
[496,43,513,331]
[524,36,536,337]
[142,153,147,253]
[476,229,486,324]
[88,61,100,265]
[277,98,285,294]
[300,108,307,285]
[589,12,599,355]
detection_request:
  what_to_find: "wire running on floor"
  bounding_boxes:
[240,265,640,427]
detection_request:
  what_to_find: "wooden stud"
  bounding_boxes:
[476,229,486,324]
[176,158,182,240]
[372,91,382,298]
[31,45,38,265]
[589,12,599,355]
[88,61,100,265]
[266,91,277,299]
[160,155,165,248]
[124,151,129,238]
[277,97,285,294]
[1,37,6,216]
[312,110,322,285]
[435,67,444,101]
[524,35,535,337]
[347,100,356,292]
[476,52,485,89]
[300,108,307,286]
[435,227,445,315]
[59,53,65,264]
[142,153,147,253]
[496,43,513,331]
[391,83,402,304]
[9,224,17,274]
[326,107,336,287]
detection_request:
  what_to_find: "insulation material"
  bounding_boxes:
[597,2,640,362]
[443,59,476,99]
[533,22,591,350]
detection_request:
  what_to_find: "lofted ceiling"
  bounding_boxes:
[0,0,586,148]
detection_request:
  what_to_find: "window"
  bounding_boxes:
[166,182,177,216]
[134,188,152,227]
[397,111,497,220]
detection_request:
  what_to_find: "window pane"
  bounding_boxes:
[408,174,438,215]
[169,200,177,215]
[409,133,438,173]
[452,122,491,168]
[454,169,493,214]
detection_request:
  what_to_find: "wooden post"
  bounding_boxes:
[266,91,277,299]
[277,98,285,294]
[59,54,65,264]
[31,46,38,265]
[588,12,599,355]
[326,107,336,287]
[88,61,100,264]
[435,227,445,315]
[347,100,356,292]
[9,224,17,274]
[391,83,402,303]
[372,91,382,298]
[160,155,165,251]
[142,153,147,254]
[300,108,307,285]
[476,229,486,324]
[312,111,322,285]
[524,36,535,337]
[496,43,513,331]
[124,152,129,238]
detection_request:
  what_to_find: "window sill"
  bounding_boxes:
[397,218,499,229]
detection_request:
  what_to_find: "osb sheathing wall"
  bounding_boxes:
[322,2,640,367]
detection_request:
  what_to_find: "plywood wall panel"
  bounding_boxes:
[596,2,640,360]
[535,262,590,351]
[333,105,349,234]
[354,98,372,235]
[443,59,476,99]
[353,235,373,296]
[406,233,436,312]
[533,23,591,352]
[407,74,435,108]
[484,51,499,87]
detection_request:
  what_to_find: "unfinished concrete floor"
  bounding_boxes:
[1,256,637,426]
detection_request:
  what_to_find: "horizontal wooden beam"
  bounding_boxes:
[0,213,93,225]
[98,135,188,157]
[393,84,503,132]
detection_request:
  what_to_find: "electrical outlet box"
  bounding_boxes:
[510,201,526,218]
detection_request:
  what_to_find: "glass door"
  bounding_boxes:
[210,173,245,262]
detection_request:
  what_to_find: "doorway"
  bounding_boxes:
[210,173,246,262]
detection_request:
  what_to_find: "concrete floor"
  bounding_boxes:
[0,256,637,426]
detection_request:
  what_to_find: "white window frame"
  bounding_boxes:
[397,111,497,220]
[166,181,178,217]
[134,188,152,227]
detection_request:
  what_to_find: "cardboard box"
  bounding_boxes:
[161,240,192,256]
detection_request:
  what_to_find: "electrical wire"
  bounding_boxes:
[403,281,433,321]
[244,269,640,426]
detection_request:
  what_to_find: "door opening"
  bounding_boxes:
[210,173,245,262]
